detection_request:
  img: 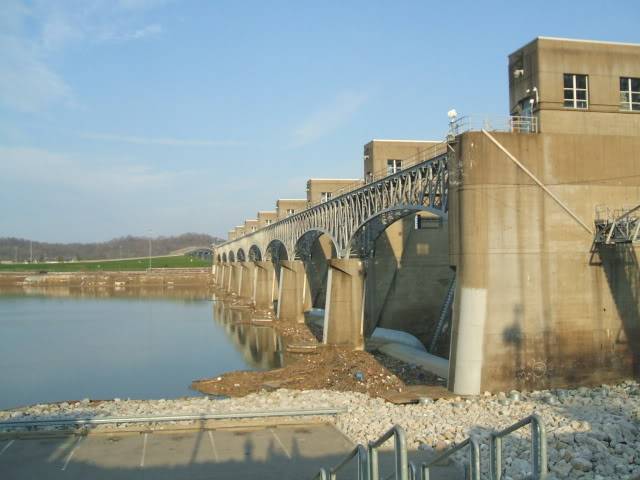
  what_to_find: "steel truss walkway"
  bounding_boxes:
[594,204,640,244]
[216,143,449,261]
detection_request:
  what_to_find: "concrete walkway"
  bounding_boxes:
[0,423,461,479]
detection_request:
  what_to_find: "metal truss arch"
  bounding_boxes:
[214,150,449,260]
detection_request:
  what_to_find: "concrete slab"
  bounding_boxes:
[0,423,462,479]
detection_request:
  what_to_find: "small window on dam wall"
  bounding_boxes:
[414,215,442,230]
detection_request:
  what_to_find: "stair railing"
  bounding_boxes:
[420,436,480,480]
[490,414,547,480]
[368,425,409,480]
[314,444,369,480]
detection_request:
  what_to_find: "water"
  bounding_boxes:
[0,289,283,410]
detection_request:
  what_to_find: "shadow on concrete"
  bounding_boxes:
[594,243,640,376]
[0,420,461,480]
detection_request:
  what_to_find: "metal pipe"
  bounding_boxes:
[482,129,593,235]
[0,407,345,429]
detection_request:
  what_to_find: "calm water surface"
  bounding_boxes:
[0,289,282,410]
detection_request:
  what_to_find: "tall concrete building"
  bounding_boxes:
[509,37,640,135]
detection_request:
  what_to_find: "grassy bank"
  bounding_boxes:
[0,255,211,272]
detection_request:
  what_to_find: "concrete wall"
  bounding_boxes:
[509,37,640,135]
[306,179,363,206]
[364,140,440,180]
[365,214,452,347]
[276,199,307,220]
[257,211,277,229]
[244,219,259,234]
[448,130,640,393]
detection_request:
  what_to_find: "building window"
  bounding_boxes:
[620,77,640,111]
[286,209,295,216]
[265,219,272,226]
[251,226,256,232]
[320,192,332,203]
[415,215,442,230]
[563,73,588,109]
[387,159,402,175]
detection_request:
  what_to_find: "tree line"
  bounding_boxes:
[0,233,224,262]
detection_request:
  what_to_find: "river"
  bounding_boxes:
[0,288,283,410]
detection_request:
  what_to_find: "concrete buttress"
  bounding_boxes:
[238,262,254,300]
[277,260,306,323]
[253,261,275,313]
[323,259,365,349]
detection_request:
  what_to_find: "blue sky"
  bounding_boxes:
[1,0,638,242]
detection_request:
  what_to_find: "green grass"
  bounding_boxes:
[0,255,212,272]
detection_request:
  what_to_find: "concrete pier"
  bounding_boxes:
[277,260,306,323]
[323,259,365,349]
[253,261,275,313]
[228,263,241,296]
[238,262,254,300]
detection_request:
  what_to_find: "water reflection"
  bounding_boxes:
[0,287,284,409]
[213,298,284,370]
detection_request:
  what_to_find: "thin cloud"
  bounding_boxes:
[290,90,370,148]
[0,146,182,192]
[83,132,242,147]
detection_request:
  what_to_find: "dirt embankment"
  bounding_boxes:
[0,270,213,289]
[192,301,447,401]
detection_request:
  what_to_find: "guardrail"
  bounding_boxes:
[421,436,480,480]
[450,114,538,136]
[491,414,547,480]
[368,425,409,480]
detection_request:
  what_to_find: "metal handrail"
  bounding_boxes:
[421,437,480,480]
[323,444,369,480]
[368,425,409,480]
[490,414,547,480]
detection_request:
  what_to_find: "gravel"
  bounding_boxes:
[2,380,639,479]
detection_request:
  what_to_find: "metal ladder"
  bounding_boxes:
[312,414,547,480]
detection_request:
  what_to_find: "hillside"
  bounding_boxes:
[0,233,224,262]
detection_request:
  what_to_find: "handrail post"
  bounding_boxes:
[491,435,502,480]
[368,443,379,480]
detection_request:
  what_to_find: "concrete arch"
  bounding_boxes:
[248,245,262,261]
[236,248,246,262]
[293,228,339,260]
[228,251,236,262]
[347,204,446,257]
[221,252,227,263]
[265,239,289,261]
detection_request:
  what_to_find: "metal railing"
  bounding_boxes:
[314,444,369,480]
[490,414,547,480]
[594,204,640,244]
[421,436,480,480]
[450,114,538,136]
[311,415,547,480]
[368,425,409,480]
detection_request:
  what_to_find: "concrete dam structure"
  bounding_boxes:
[212,37,640,395]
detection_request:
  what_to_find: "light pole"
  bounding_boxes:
[148,229,152,271]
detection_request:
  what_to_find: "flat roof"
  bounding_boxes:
[510,36,640,55]
[307,178,362,182]
[244,219,258,222]
[369,139,440,143]
[257,210,277,214]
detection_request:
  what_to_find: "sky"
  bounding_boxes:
[1,0,639,242]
